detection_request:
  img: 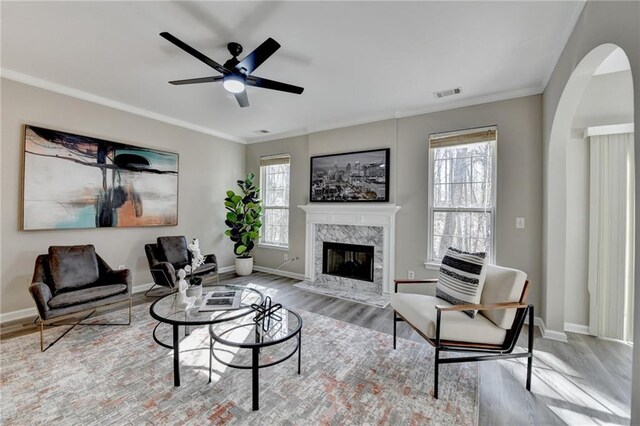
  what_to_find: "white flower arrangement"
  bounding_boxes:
[185,238,205,278]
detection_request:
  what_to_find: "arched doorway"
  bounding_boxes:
[545,43,635,340]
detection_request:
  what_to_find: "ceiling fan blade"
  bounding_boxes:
[169,76,223,85]
[236,38,280,75]
[247,76,304,94]
[234,90,249,108]
[160,32,229,75]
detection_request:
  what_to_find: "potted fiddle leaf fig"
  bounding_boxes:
[224,173,262,276]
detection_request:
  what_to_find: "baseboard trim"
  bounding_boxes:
[564,322,590,335]
[535,316,569,342]
[0,307,38,324]
[218,265,235,274]
[253,265,305,281]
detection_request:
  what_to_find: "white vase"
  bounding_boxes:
[235,257,254,276]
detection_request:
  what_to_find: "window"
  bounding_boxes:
[427,127,497,264]
[260,154,290,248]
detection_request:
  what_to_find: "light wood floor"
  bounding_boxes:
[2,272,632,425]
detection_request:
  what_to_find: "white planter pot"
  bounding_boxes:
[235,257,254,276]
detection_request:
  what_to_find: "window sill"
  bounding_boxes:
[424,262,441,271]
[257,243,289,251]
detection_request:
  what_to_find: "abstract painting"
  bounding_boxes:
[310,148,390,202]
[22,125,178,230]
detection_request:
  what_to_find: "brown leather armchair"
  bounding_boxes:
[29,245,132,351]
[144,236,218,295]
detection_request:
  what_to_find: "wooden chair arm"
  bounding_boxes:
[435,302,529,312]
[394,278,438,293]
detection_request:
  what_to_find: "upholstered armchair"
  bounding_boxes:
[391,264,533,399]
[144,236,218,295]
[29,245,132,351]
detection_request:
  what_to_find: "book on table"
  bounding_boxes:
[198,290,242,312]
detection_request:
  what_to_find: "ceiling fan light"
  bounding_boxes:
[223,75,246,94]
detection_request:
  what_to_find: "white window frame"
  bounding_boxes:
[425,126,497,269]
[259,154,291,249]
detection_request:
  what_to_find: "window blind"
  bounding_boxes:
[429,126,497,148]
[260,155,290,167]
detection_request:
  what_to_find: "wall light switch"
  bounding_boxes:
[408,270,415,279]
[284,253,288,261]
[516,217,525,229]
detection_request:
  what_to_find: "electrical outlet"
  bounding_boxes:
[117,264,125,270]
[284,253,288,261]
[408,270,415,279]
[516,217,525,229]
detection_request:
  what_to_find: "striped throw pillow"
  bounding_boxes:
[436,247,488,318]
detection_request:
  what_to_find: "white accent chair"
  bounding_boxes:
[391,264,533,399]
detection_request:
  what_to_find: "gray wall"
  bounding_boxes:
[540,1,639,421]
[246,135,309,275]
[1,79,246,314]
[246,95,543,312]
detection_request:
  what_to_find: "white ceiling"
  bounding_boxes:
[1,1,584,143]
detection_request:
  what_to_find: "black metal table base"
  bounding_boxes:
[210,326,302,411]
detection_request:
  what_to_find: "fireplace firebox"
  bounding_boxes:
[322,242,374,282]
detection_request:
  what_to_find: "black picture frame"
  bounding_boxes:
[309,148,390,202]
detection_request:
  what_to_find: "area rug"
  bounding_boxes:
[293,281,390,308]
[0,295,477,425]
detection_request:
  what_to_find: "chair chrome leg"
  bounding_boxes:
[434,348,440,399]
[37,300,132,352]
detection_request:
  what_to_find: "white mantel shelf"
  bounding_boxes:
[298,204,401,227]
[298,204,401,293]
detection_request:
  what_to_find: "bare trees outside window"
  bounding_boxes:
[260,155,291,248]
[428,127,497,263]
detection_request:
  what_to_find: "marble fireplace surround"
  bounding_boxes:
[298,204,401,295]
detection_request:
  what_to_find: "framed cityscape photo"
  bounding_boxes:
[310,148,390,202]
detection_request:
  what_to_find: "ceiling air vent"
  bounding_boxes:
[254,130,270,134]
[434,87,462,99]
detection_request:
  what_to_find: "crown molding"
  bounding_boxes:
[247,85,542,144]
[393,86,541,119]
[537,0,586,93]
[0,68,246,144]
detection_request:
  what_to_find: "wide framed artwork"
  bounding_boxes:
[309,148,390,202]
[22,125,179,230]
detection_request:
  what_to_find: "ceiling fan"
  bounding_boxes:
[160,32,304,108]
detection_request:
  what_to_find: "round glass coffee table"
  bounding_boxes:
[209,307,303,411]
[149,285,263,386]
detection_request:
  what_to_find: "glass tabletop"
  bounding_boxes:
[149,285,263,326]
[209,307,302,348]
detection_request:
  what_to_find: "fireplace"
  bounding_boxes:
[322,241,374,282]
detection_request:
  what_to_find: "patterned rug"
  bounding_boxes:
[0,292,478,425]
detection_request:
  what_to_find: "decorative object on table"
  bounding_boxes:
[224,173,262,276]
[144,236,219,296]
[176,269,189,307]
[310,148,390,202]
[198,290,242,312]
[186,238,205,284]
[251,296,283,332]
[184,238,205,298]
[22,125,178,230]
[29,245,132,352]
